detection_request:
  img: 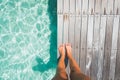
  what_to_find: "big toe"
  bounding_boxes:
[66,43,71,47]
[65,43,72,50]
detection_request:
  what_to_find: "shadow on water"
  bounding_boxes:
[32,0,57,72]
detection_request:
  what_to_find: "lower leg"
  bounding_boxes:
[65,43,81,73]
[53,44,68,80]
[65,43,90,80]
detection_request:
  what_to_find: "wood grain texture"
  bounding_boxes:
[74,15,81,67]
[114,0,120,14]
[82,0,89,14]
[69,15,75,58]
[103,16,113,80]
[63,0,69,13]
[57,0,63,14]
[57,15,64,57]
[76,0,82,15]
[97,15,107,80]
[109,16,119,80]
[86,15,94,77]
[57,0,120,80]
[70,0,76,14]
[91,15,100,80]
[95,0,101,14]
[115,50,120,80]
[101,0,107,14]
[63,14,70,78]
[88,0,95,14]
[63,14,69,43]
[107,0,114,14]
[80,15,88,74]
[115,16,120,80]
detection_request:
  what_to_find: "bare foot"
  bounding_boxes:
[65,43,73,59]
[58,44,65,58]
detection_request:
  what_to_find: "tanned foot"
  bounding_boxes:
[65,43,73,59]
[58,44,65,58]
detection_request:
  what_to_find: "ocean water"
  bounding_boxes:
[0,0,57,80]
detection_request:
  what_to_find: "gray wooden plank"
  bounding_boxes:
[57,0,63,14]
[115,50,120,80]
[63,14,69,43]
[91,15,100,80]
[67,15,75,80]
[63,14,70,77]
[88,0,95,14]
[110,16,119,50]
[80,15,88,74]
[103,16,113,80]
[114,0,120,14]
[107,0,114,14]
[74,15,81,67]
[82,0,89,14]
[57,15,64,57]
[95,0,102,14]
[101,0,107,14]
[69,15,75,59]
[63,0,69,13]
[97,15,107,80]
[109,15,119,80]
[115,16,120,80]
[70,0,76,14]
[86,15,94,77]
[76,0,82,15]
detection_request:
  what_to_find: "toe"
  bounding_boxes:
[59,44,64,47]
[65,43,71,47]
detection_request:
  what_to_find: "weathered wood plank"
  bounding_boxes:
[76,0,82,15]
[88,0,95,15]
[63,14,69,43]
[57,15,64,57]
[110,16,119,50]
[107,0,114,14]
[115,16,120,80]
[82,0,89,14]
[57,0,63,14]
[101,0,107,14]
[109,15,119,80]
[70,0,76,14]
[80,15,88,74]
[95,0,101,14]
[63,14,70,77]
[97,15,107,80]
[91,15,100,80]
[114,0,120,14]
[103,16,113,80]
[86,15,94,77]
[74,15,81,66]
[69,15,75,58]
[115,50,120,80]
[63,0,69,13]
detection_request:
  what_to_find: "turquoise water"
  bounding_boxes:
[0,0,57,80]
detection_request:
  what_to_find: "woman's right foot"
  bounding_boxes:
[65,43,73,59]
[58,44,65,58]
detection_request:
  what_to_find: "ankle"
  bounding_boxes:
[60,56,65,60]
[68,56,73,60]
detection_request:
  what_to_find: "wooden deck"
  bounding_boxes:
[57,0,120,80]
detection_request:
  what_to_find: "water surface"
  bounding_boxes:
[0,0,57,80]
